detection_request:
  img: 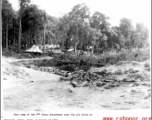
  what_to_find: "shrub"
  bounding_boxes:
[97,47,150,62]
[144,63,150,71]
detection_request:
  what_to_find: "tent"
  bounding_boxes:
[67,48,74,52]
[25,45,43,53]
[48,44,60,49]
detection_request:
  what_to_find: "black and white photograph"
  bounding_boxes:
[1,0,151,115]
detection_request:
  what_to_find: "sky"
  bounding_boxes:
[9,0,151,39]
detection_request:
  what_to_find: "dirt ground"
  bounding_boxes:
[1,56,151,111]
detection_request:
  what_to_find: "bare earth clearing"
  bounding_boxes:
[2,56,151,111]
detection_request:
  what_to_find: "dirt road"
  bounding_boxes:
[3,56,53,62]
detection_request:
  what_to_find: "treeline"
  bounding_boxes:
[2,0,149,53]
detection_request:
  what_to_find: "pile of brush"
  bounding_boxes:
[60,70,120,89]
[60,68,147,89]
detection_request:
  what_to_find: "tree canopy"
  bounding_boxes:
[2,0,149,53]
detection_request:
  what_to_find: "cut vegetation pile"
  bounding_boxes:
[60,68,150,89]
[60,70,119,89]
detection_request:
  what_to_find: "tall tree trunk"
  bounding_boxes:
[13,27,15,46]
[6,22,8,51]
[35,34,37,45]
[47,34,49,45]
[30,32,32,47]
[50,35,53,52]
[43,24,45,54]
[92,39,95,55]
[92,43,94,55]
[74,41,79,53]
[27,31,30,48]
[31,33,33,45]
[28,32,30,48]
[49,34,50,44]
[74,25,79,53]
[65,38,68,50]
[112,37,114,50]
[62,36,64,50]
[40,31,43,45]
[18,16,22,53]
[3,29,5,47]
[18,0,23,53]
[30,33,31,47]
[37,33,38,45]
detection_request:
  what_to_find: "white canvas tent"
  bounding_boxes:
[25,45,43,53]
[47,44,60,49]
[67,48,74,51]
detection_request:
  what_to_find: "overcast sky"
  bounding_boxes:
[9,0,151,33]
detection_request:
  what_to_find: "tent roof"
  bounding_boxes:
[25,45,43,53]
[67,48,74,51]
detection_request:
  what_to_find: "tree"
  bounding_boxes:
[107,26,125,50]
[135,23,149,48]
[41,10,47,54]
[108,27,117,50]
[68,3,90,52]
[18,0,30,53]
[2,0,16,51]
[22,5,47,49]
[45,16,59,46]
[56,15,71,50]
[88,27,102,54]
[90,11,110,52]
[119,18,134,49]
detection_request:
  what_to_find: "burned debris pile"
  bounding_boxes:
[60,70,119,89]
[60,68,150,89]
